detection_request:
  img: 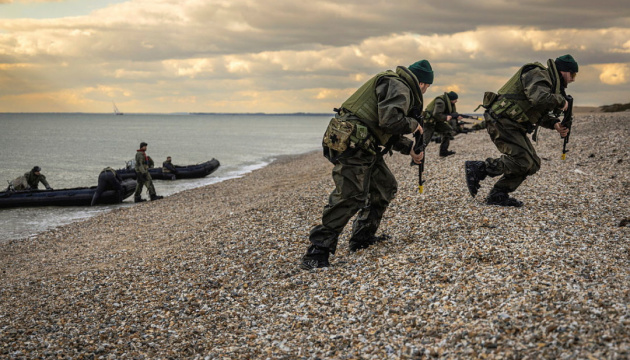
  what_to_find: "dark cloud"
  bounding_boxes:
[0,0,628,112]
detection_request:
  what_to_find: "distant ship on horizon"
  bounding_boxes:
[112,101,124,115]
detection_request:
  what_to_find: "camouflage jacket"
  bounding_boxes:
[24,171,50,189]
[491,60,566,130]
[135,150,149,174]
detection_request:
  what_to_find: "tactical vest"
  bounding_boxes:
[424,93,453,122]
[490,60,561,124]
[341,66,423,145]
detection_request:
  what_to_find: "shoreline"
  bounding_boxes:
[1,112,628,358]
[0,151,319,243]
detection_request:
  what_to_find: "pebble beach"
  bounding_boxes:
[1,111,628,359]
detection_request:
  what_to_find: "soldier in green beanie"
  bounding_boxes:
[465,54,576,207]
[300,60,433,270]
[422,90,463,157]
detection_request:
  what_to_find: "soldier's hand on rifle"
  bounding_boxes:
[414,124,423,134]
[446,115,452,121]
[410,148,424,164]
[562,101,569,112]
[554,122,570,138]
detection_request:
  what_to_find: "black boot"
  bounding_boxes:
[465,161,487,197]
[486,189,523,207]
[134,196,146,203]
[440,150,456,157]
[300,245,330,270]
[348,234,391,252]
[150,194,163,201]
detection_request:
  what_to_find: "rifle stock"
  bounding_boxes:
[561,95,573,160]
[410,106,426,194]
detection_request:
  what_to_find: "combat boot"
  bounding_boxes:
[440,150,456,157]
[150,194,163,201]
[486,189,523,207]
[465,161,487,197]
[348,234,391,252]
[134,196,146,203]
[300,245,330,270]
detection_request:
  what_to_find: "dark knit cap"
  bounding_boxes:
[447,91,458,100]
[555,54,578,73]
[408,60,434,84]
[32,166,41,172]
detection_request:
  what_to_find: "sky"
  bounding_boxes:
[0,0,629,114]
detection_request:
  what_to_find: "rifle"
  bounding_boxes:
[560,95,573,160]
[410,106,426,193]
[450,112,482,121]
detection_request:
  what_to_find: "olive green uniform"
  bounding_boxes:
[134,150,157,197]
[483,59,566,193]
[309,66,422,254]
[422,93,456,155]
[25,171,51,190]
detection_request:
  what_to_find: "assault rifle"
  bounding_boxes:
[450,112,481,121]
[410,106,426,194]
[560,95,573,160]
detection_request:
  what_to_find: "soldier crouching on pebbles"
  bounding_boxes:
[300,60,433,270]
[465,54,577,207]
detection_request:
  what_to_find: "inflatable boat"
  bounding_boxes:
[0,179,136,208]
[116,158,220,180]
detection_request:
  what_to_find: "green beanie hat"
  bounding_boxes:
[554,54,578,73]
[408,60,434,84]
[447,91,458,100]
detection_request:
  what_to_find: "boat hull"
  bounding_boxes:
[117,158,220,180]
[0,179,136,208]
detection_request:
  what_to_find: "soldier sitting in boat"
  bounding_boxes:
[162,156,179,180]
[9,166,53,191]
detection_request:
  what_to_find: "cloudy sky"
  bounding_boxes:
[1,0,629,114]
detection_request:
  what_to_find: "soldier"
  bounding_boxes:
[422,91,461,157]
[465,54,576,207]
[91,167,124,206]
[300,60,432,270]
[25,166,52,190]
[162,156,178,180]
[134,142,163,202]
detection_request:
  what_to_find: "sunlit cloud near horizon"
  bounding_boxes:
[1,0,629,113]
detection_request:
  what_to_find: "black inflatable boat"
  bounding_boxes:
[0,179,136,208]
[116,158,220,180]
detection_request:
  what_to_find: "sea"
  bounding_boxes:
[0,113,331,242]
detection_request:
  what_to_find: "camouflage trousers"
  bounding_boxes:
[484,112,541,193]
[423,119,454,155]
[134,172,156,197]
[309,148,397,254]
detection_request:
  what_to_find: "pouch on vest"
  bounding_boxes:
[322,116,355,153]
[483,92,498,108]
[491,97,530,123]
[474,92,500,112]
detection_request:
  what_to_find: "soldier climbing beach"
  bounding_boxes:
[300,60,433,270]
[465,54,577,207]
[422,91,461,157]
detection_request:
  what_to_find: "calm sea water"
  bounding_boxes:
[0,113,331,241]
